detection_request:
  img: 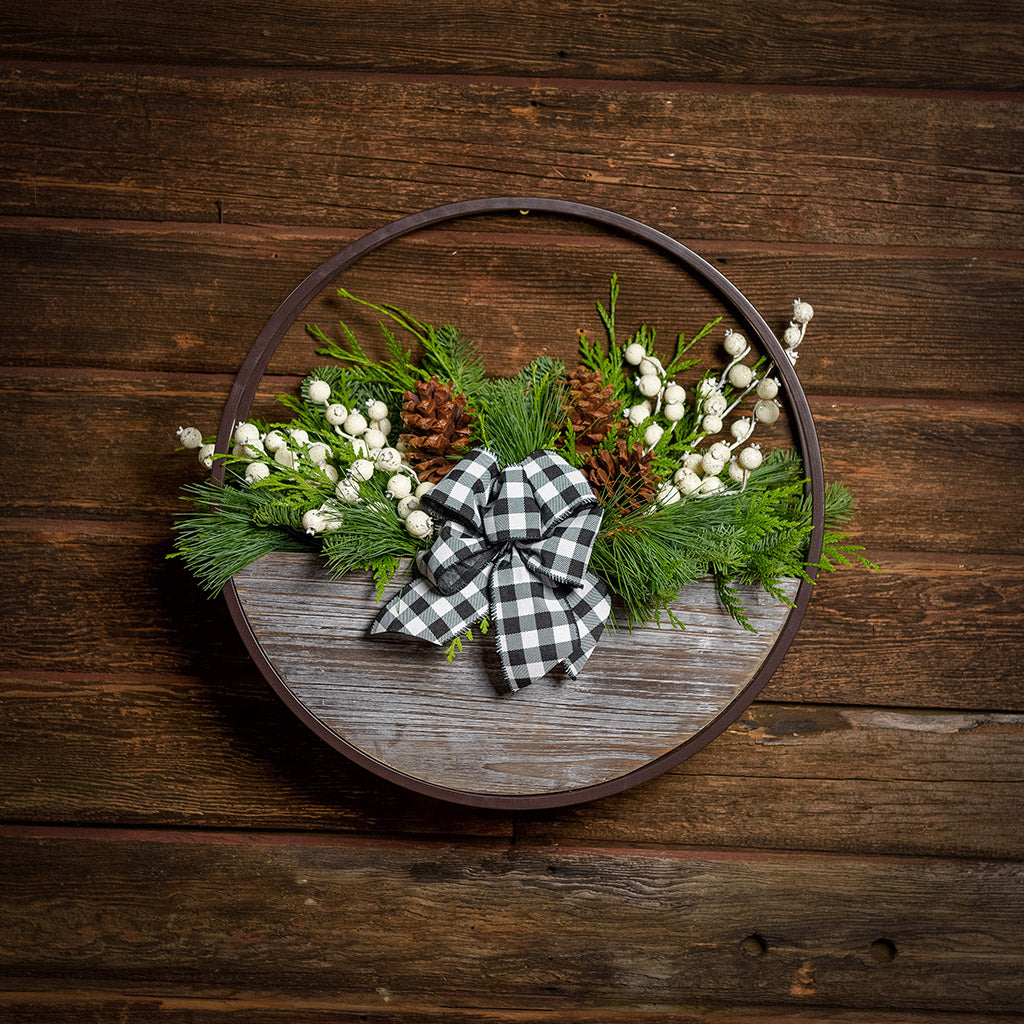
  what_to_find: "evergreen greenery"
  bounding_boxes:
[172,279,874,638]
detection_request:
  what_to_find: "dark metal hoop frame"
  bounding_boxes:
[214,197,825,810]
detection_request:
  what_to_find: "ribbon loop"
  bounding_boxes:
[371,449,611,693]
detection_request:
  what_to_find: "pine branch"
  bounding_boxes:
[479,357,565,467]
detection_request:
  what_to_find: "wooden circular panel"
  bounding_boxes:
[233,555,797,800]
[215,198,825,809]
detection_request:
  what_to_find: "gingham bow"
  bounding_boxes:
[371,448,611,693]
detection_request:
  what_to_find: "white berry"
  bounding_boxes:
[323,464,339,484]
[730,417,754,442]
[198,443,216,469]
[638,373,662,398]
[350,458,374,482]
[682,452,703,472]
[335,479,360,503]
[644,423,664,447]
[405,509,433,539]
[306,441,330,465]
[344,412,368,436]
[674,468,702,494]
[374,447,402,473]
[387,474,412,500]
[363,427,387,451]
[657,482,681,506]
[663,401,685,422]
[289,428,309,447]
[738,445,763,470]
[704,392,727,416]
[663,384,685,404]
[234,422,260,446]
[415,481,434,499]
[702,414,723,435]
[376,416,392,436]
[709,442,730,462]
[698,378,719,397]
[245,462,271,484]
[628,402,652,426]
[263,430,286,453]
[754,399,781,424]
[639,357,660,377]
[396,495,420,519]
[325,403,348,426]
[307,379,332,405]
[728,363,754,389]
[783,325,802,347]
[624,343,646,366]
[700,476,723,494]
[756,378,779,400]
[274,447,295,469]
[177,426,203,449]
[701,453,725,476]
[724,330,748,357]
[301,508,327,534]
[367,399,389,421]
[792,300,814,324]
[729,460,748,483]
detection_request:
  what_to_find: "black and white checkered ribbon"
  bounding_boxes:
[371,448,611,693]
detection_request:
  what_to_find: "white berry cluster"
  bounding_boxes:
[781,299,814,364]
[620,301,814,505]
[175,377,435,541]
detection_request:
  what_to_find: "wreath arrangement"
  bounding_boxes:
[173,277,872,692]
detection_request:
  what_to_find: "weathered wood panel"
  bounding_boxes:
[3,375,1021,555]
[3,663,1022,857]
[234,553,798,799]
[2,988,1019,1024]
[1,71,1020,247]
[4,222,1023,401]
[3,536,1022,712]
[1,829,1022,1012]
[3,0,1023,90]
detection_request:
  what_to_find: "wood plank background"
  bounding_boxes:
[1,3,1023,1021]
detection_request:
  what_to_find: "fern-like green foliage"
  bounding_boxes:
[478,357,566,467]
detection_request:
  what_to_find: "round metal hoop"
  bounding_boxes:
[215,197,825,809]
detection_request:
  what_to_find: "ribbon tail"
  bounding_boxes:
[490,563,611,693]
[371,567,491,647]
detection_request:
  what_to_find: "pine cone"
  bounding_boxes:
[400,376,475,483]
[582,439,658,515]
[563,367,622,457]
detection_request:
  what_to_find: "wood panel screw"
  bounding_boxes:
[741,933,768,957]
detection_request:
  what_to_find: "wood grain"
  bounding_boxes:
[3,663,1022,857]
[3,534,1022,713]
[3,0,1023,90]
[233,553,798,799]
[2,988,1021,1024]
[1,70,1020,247]
[3,374,1021,555]
[4,222,1024,401]
[1,828,1022,1012]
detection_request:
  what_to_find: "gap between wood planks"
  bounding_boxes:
[3,59,1024,103]
[2,214,1024,261]
[4,821,1024,866]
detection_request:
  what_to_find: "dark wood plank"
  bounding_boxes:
[3,0,1023,90]
[4,222,1023,401]
[2,988,1018,1024]
[1,828,1022,1012]
[3,655,1022,856]
[1,71,1020,247]
[516,703,1024,858]
[2,375,1021,555]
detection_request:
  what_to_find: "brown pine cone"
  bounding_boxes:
[399,376,475,483]
[582,439,658,515]
[563,366,622,457]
